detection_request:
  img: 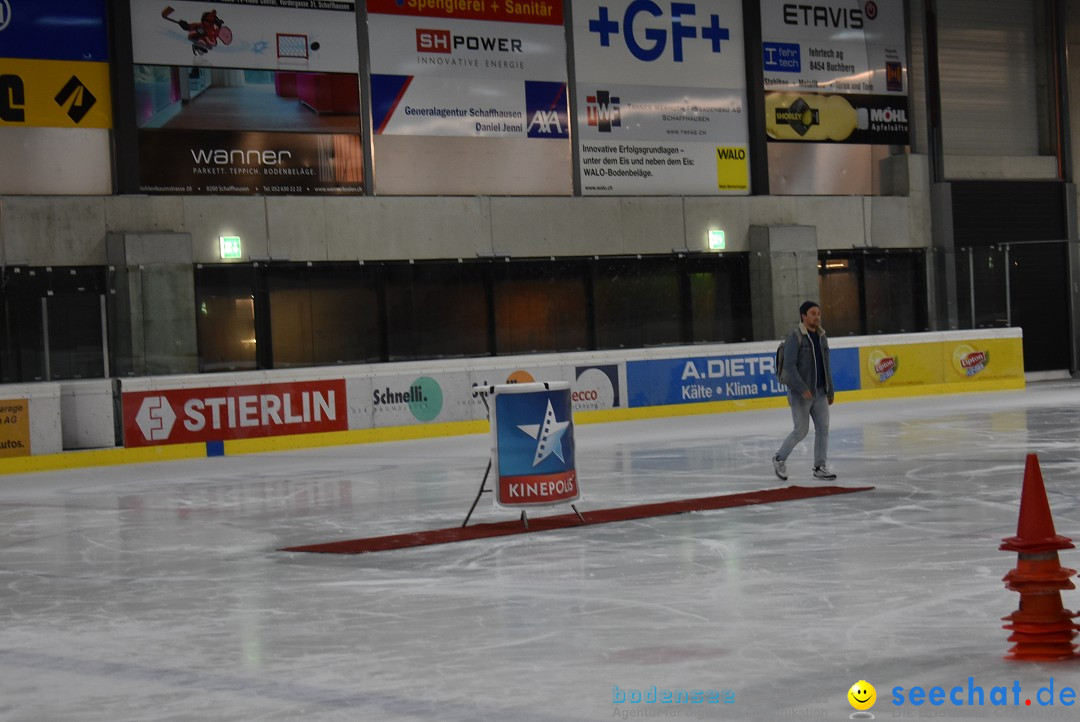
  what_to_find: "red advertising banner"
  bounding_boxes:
[367,0,563,25]
[122,380,348,447]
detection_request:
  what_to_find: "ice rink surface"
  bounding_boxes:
[3,382,1080,721]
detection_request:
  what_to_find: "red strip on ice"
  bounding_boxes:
[281,484,873,555]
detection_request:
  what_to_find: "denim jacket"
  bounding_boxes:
[781,322,834,402]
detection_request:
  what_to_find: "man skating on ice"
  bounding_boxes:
[772,300,836,481]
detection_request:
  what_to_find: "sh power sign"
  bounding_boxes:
[122,380,347,447]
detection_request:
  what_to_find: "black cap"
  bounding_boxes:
[799,301,819,317]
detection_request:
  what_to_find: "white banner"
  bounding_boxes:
[130,0,359,72]
[760,0,907,95]
[571,0,749,195]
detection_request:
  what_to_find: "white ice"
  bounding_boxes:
[3,382,1080,721]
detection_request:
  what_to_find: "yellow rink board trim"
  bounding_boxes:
[0,377,1025,475]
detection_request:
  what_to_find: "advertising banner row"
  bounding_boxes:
[116,332,1023,451]
[0,0,909,196]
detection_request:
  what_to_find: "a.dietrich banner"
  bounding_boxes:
[626,348,860,407]
[760,0,908,144]
[137,129,363,194]
[571,0,749,195]
[122,380,348,447]
[366,0,570,195]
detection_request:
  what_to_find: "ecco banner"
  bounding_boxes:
[490,382,579,508]
[122,380,348,447]
[760,0,908,144]
[571,0,750,195]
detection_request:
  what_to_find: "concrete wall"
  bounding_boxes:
[0,177,930,269]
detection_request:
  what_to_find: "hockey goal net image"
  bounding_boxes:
[277,33,309,63]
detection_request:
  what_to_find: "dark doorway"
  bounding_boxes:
[951,181,1072,372]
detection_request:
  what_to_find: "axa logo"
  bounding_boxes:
[525,81,569,138]
[529,110,563,135]
[587,90,621,132]
[135,396,176,441]
[588,1,730,62]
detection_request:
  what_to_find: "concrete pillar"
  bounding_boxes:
[106,232,198,376]
[929,182,959,330]
[748,225,820,341]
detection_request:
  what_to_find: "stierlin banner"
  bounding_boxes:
[122,380,348,447]
[489,382,579,509]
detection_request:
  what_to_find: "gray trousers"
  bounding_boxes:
[776,387,830,467]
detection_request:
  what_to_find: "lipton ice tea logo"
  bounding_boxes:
[866,349,897,383]
[952,344,989,377]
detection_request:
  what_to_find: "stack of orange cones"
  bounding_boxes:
[1000,454,1079,661]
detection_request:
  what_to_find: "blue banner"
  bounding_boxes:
[627,348,860,408]
[491,383,579,508]
[494,387,575,477]
[0,0,108,61]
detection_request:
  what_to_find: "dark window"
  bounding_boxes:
[864,253,928,334]
[384,261,490,360]
[955,246,1008,329]
[686,255,753,343]
[266,264,382,368]
[819,256,864,336]
[493,259,589,355]
[0,267,106,382]
[194,265,258,372]
[593,257,681,350]
[820,251,929,336]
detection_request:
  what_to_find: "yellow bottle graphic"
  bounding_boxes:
[765,93,868,141]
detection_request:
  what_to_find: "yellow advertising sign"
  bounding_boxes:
[0,58,112,129]
[0,399,31,458]
[945,338,1024,382]
[715,146,749,192]
[860,343,944,388]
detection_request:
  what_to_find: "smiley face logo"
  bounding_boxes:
[848,680,876,711]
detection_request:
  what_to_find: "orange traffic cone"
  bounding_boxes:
[1000,454,1079,661]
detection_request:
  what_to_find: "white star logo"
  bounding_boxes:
[517,399,570,468]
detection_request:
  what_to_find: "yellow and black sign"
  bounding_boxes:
[715,145,749,192]
[0,58,112,128]
[0,399,31,458]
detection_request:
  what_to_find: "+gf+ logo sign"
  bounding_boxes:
[588,1,730,62]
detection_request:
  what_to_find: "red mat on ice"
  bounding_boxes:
[281,484,873,555]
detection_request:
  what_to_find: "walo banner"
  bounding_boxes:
[571,0,750,195]
[760,0,908,144]
[490,382,580,509]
